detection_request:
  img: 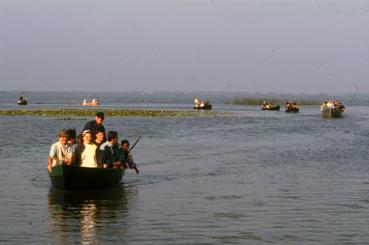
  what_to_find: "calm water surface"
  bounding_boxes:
[1,101,369,244]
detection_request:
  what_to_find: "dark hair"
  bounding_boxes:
[96,111,105,119]
[96,129,104,135]
[107,131,118,141]
[66,128,76,140]
[58,129,69,138]
[121,139,129,146]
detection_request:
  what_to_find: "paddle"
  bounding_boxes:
[128,136,141,152]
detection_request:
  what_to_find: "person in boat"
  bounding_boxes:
[74,130,101,168]
[194,98,200,106]
[66,128,78,158]
[48,129,73,172]
[83,111,106,142]
[94,130,105,148]
[120,139,139,174]
[100,131,121,169]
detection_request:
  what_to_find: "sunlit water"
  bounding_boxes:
[1,97,369,244]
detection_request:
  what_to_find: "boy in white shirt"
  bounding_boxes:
[48,129,73,172]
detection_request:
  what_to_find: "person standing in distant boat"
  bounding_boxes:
[48,129,73,172]
[83,111,106,142]
[74,130,101,168]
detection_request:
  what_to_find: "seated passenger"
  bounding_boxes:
[94,130,105,148]
[66,128,78,164]
[120,139,139,175]
[100,131,121,168]
[74,130,100,168]
[48,129,73,172]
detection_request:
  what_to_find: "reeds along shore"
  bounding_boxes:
[225,98,320,106]
[0,108,221,117]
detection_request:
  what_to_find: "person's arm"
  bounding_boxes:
[99,144,111,168]
[48,144,57,172]
[74,144,82,166]
[96,147,103,168]
[47,156,53,173]
[127,153,139,175]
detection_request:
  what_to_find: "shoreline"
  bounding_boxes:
[0,108,227,117]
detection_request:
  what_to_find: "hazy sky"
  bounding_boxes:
[1,0,368,93]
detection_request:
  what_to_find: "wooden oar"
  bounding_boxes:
[128,136,141,152]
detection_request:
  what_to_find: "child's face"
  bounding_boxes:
[121,143,129,152]
[96,132,104,142]
[59,136,68,145]
[112,137,118,145]
[83,133,93,144]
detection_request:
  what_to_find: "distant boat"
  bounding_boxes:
[194,98,212,110]
[81,99,100,106]
[320,100,345,118]
[261,101,280,111]
[18,96,28,105]
[49,165,123,190]
[284,101,299,113]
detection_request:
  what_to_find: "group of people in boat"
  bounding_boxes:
[284,101,299,112]
[320,100,345,112]
[81,98,100,106]
[18,96,28,105]
[261,101,280,110]
[48,111,139,174]
[194,98,212,109]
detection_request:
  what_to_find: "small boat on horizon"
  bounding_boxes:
[49,165,123,190]
[285,101,299,113]
[261,101,280,111]
[194,98,212,110]
[320,100,345,118]
[81,99,100,106]
[18,96,28,105]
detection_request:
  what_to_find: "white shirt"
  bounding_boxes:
[49,142,70,166]
[80,143,98,168]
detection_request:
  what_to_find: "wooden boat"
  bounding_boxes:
[18,96,28,105]
[81,99,100,106]
[285,101,299,113]
[194,104,212,110]
[49,165,123,190]
[194,98,212,110]
[320,100,345,118]
[261,102,280,111]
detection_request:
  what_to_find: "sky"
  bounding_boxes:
[0,0,368,94]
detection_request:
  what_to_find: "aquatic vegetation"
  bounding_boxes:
[0,108,228,117]
[225,97,320,105]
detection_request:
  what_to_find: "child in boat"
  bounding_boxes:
[120,139,139,174]
[74,130,100,168]
[94,130,105,148]
[48,129,73,172]
[100,131,121,169]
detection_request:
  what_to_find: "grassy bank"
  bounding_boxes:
[224,97,320,106]
[0,108,226,117]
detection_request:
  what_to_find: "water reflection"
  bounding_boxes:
[47,186,137,244]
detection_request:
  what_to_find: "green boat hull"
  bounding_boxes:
[49,165,123,190]
[261,105,280,111]
[285,108,299,113]
[321,108,343,118]
[194,104,212,110]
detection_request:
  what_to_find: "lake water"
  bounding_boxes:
[1,93,369,244]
